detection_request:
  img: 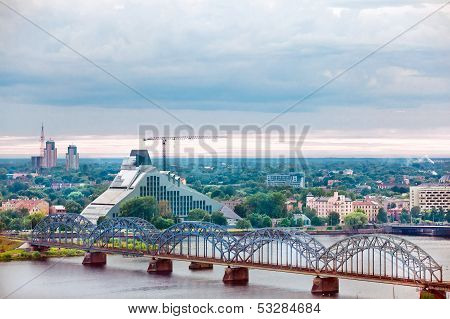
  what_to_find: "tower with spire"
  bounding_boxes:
[40,123,45,158]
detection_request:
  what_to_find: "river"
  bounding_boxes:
[1,235,449,299]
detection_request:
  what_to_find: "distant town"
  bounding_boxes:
[0,126,449,235]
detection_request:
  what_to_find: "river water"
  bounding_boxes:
[0,235,448,299]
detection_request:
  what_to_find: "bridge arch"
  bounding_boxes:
[154,222,237,261]
[31,213,95,247]
[88,217,160,254]
[320,234,442,282]
[230,228,327,269]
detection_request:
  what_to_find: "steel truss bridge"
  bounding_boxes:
[31,214,449,297]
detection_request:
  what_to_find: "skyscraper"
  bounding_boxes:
[43,140,57,168]
[65,145,79,170]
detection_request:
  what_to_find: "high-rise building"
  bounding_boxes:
[43,140,57,168]
[65,145,79,170]
[410,184,450,212]
[31,156,43,171]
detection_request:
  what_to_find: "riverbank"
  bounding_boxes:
[0,237,85,262]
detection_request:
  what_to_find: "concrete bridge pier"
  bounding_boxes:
[223,266,249,285]
[420,288,447,299]
[32,245,49,252]
[189,262,213,270]
[147,258,173,274]
[311,276,339,295]
[82,252,107,265]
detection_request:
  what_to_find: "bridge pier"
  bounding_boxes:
[82,252,107,266]
[32,245,49,252]
[223,266,249,285]
[420,288,447,299]
[311,276,339,295]
[189,262,213,270]
[147,258,173,274]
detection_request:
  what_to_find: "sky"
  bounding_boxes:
[0,0,449,158]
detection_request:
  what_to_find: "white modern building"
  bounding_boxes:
[410,184,450,212]
[266,172,305,188]
[81,150,241,224]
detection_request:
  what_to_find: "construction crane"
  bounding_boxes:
[143,135,225,171]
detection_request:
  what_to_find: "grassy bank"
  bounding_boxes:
[0,237,85,262]
[0,237,24,252]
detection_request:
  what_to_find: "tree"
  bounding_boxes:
[211,211,228,226]
[245,192,287,218]
[211,189,224,198]
[236,219,252,229]
[410,206,421,219]
[377,208,388,223]
[152,216,174,229]
[328,212,340,226]
[8,181,28,193]
[262,215,272,228]
[302,206,317,220]
[344,210,368,229]
[187,209,211,222]
[158,200,172,218]
[311,216,325,226]
[222,185,235,196]
[67,191,85,206]
[23,212,46,229]
[234,204,248,218]
[119,196,158,222]
[277,218,291,227]
[400,208,410,224]
[248,213,272,228]
[436,208,445,222]
[65,200,83,214]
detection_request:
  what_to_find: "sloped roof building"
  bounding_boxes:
[81,150,240,224]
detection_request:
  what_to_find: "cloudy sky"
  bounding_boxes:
[0,0,449,157]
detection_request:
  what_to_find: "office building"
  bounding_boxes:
[410,184,450,212]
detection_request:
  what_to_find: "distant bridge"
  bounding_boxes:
[30,214,450,298]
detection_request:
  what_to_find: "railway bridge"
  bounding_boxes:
[31,214,450,298]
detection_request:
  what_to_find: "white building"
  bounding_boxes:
[81,150,241,224]
[266,172,305,188]
[343,169,354,175]
[410,184,450,212]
